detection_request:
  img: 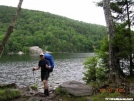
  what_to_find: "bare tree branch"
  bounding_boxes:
[0,0,23,58]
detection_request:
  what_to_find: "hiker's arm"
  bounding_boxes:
[46,60,51,69]
[33,66,40,71]
[46,64,51,69]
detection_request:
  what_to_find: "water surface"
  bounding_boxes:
[0,53,94,89]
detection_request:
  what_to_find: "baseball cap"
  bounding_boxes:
[40,53,44,56]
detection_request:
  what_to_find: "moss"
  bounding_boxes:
[30,85,38,91]
[0,88,21,101]
[55,87,61,94]
[55,87,68,95]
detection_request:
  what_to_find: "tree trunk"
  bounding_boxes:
[0,0,23,58]
[103,0,119,83]
[126,0,133,76]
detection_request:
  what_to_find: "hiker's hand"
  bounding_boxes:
[32,68,35,71]
[46,64,51,69]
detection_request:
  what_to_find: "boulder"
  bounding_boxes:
[17,51,24,55]
[29,46,43,54]
[59,81,93,96]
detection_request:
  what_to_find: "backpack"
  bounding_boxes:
[44,53,54,72]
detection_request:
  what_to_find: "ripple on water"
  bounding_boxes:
[0,58,86,89]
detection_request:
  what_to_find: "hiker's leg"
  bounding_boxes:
[43,71,50,96]
[43,80,49,96]
[43,80,48,89]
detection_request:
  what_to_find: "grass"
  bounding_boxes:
[0,88,21,101]
[30,85,38,91]
[55,87,87,101]
[91,91,122,101]
[55,86,133,101]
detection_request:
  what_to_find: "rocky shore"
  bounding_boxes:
[0,81,93,101]
[7,46,51,55]
[0,81,134,101]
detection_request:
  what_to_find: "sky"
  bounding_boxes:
[0,0,106,26]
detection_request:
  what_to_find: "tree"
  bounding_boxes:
[0,5,107,53]
[0,0,23,57]
[103,0,120,83]
[111,0,134,76]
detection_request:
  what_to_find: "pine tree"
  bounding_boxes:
[111,0,134,76]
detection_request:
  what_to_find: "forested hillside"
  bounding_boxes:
[0,5,107,53]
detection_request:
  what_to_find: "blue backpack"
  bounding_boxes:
[44,53,54,72]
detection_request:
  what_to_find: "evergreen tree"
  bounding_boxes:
[97,0,134,76]
[111,0,134,76]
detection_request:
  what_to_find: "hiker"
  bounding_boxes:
[32,53,51,97]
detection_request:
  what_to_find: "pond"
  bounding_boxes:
[0,53,94,90]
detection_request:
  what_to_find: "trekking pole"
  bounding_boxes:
[33,70,36,84]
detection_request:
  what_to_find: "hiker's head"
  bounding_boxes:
[40,53,44,59]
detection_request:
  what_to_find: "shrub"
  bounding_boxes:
[0,88,21,101]
[83,55,108,83]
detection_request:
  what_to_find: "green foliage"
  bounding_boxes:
[22,47,30,53]
[96,1,103,7]
[83,37,109,83]
[55,87,69,95]
[0,88,21,101]
[83,56,98,83]
[0,5,107,53]
[113,23,132,58]
[97,0,134,77]
[55,87,61,94]
[83,55,108,83]
[30,85,38,91]
[91,92,121,101]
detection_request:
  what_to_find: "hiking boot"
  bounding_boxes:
[46,89,49,96]
[44,89,49,97]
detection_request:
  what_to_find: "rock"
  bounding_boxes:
[21,88,32,97]
[17,51,24,55]
[59,81,93,96]
[59,99,63,101]
[29,90,35,95]
[27,97,42,101]
[29,46,43,54]
[7,52,14,55]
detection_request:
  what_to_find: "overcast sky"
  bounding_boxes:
[0,0,106,26]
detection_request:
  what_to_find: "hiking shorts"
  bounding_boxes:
[41,71,50,81]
